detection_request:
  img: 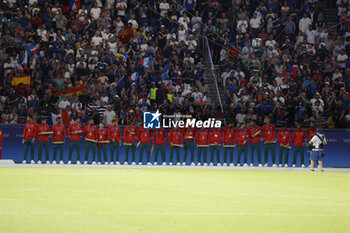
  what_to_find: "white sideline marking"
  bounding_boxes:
[0,210,342,217]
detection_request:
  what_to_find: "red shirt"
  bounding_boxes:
[137,126,152,143]
[96,128,108,145]
[168,128,183,145]
[183,127,196,141]
[277,129,291,145]
[236,128,249,146]
[83,125,97,141]
[209,128,221,144]
[108,125,122,142]
[292,129,306,147]
[0,129,3,149]
[249,125,261,144]
[223,127,236,144]
[152,128,167,145]
[23,122,37,140]
[67,123,82,142]
[124,125,138,143]
[195,129,209,146]
[52,124,66,142]
[263,123,276,142]
[36,124,51,142]
[306,127,317,141]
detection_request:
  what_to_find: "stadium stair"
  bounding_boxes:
[319,0,338,34]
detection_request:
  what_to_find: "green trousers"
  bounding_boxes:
[125,144,136,163]
[110,142,120,163]
[198,147,207,164]
[69,141,80,162]
[237,145,248,165]
[293,146,305,165]
[250,143,261,164]
[264,143,276,164]
[279,146,290,165]
[154,145,166,164]
[53,144,64,162]
[97,145,107,163]
[38,141,49,162]
[84,142,96,163]
[23,139,35,162]
[210,145,220,163]
[139,143,150,163]
[170,146,180,163]
[184,141,194,163]
[224,145,234,164]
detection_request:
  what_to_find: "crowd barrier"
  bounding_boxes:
[1,125,349,167]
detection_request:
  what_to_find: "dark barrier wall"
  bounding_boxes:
[1,125,350,167]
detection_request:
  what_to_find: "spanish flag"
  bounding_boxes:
[56,83,87,98]
[11,75,30,89]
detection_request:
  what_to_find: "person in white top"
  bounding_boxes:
[299,13,312,33]
[337,49,348,68]
[309,128,327,172]
[159,0,170,16]
[103,105,116,126]
[58,96,71,110]
[90,2,101,20]
[91,31,103,47]
[178,12,190,30]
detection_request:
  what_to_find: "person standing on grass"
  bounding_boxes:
[292,122,306,168]
[236,123,249,167]
[263,117,276,167]
[123,120,138,165]
[96,122,109,165]
[183,126,196,165]
[108,118,121,164]
[223,121,236,166]
[168,125,184,166]
[195,127,209,166]
[249,120,262,167]
[83,119,97,164]
[309,128,327,172]
[152,128,167,165]
[36,118,52,164]
[307,121,317,166]
[67,116,82,164]
[22,115,37,164]
[137,124,152,165]
[209,126,222,166]
[277,125,291,168]
[52,117,66,164]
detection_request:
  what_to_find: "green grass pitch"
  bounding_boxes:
[0,168,349,233]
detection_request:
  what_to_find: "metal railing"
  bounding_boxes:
[204,37,223,112]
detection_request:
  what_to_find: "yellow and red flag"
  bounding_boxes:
[11,75,30,89]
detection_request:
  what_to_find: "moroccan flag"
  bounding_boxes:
[11,75,30,89]
[56,84,87,98]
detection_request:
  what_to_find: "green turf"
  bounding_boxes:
[0,168,349,233]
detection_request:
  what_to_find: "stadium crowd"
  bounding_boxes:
[0,0,349,128]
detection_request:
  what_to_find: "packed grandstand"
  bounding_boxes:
[0,0,349,128]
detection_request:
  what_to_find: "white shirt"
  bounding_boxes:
[91,36,103,46]
[299,17,312,33]
[310,133,326,150]
[250,17,260,29]
[58,100,71,109]
[90,7,101,20]
[103,110,116,126]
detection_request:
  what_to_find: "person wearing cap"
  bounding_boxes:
[236,123,249,167]
[195,127,209,166]
[137,124,152,165]
[292,122,306,168]
[223,121,236,166]
[249,120,262,167]
[123,121,138,165]
[277,125,291,167]
[108,118,121,164]
[209,126,222,166]
[22,115,37,164]
[168,125,184,166]
[96,122,109,165]
[67,117,82,164]
[263,117,276,167]
[152,128,168,165]
[52,117,66,164]
[309,128,327,172]
[36,118,51,164]
[183,126,196,165]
